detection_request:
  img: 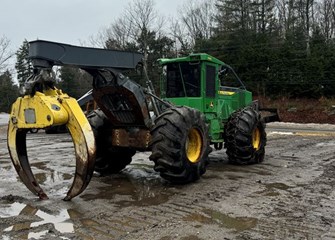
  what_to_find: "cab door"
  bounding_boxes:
[203,63,217,113]
[203,63,224,141]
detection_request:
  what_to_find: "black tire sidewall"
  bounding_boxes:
[149,106,210,183]
[87,109,135,174]
[224,106,266,164]
[179,113,208,177]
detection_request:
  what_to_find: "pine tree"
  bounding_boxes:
[0,70,19,112]
[15,39,33,87]
[57,67,92,99]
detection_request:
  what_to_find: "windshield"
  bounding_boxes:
[165,62,201,97]
[219,66,245,90]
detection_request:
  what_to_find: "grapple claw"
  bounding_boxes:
[7,125,49,200]
[7,89,96,200]
[61,98,96,201]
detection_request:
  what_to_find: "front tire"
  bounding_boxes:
[224,106,266,164]
[149,106,211,184]
[87,109,135,174]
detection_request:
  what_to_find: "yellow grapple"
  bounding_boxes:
[7,88,96,200]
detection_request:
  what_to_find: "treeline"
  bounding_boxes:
[1,0,335,112]
[90,0,335,98]
[0,36,19,112]
[210,0,335,98]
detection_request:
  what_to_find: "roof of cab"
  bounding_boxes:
[158,53,226,66]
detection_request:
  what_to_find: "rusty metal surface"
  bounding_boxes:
[111,128,151,149]
[93,85,150,127]
[91,71,151,128]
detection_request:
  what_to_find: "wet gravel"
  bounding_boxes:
[0,124,335,239]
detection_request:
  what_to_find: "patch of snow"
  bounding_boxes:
[267,131,294,136]
[267,122,335,131]
[316,141,335,147]
[0,113,9,126]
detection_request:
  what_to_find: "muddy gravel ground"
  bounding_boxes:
[1,125,335,240]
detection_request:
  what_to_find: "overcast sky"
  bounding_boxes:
[1,0,183,52]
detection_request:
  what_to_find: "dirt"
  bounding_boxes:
[257,97,335,124]
[1,125,335,239]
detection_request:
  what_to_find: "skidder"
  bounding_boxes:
[7,41,273,200]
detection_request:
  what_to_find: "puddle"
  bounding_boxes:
[62,173,73,180]
[80,218,120,237]
[1,202,75,237]
[262,191,280,196]
[226,174,244,180]
[28,230,49,239]
[30,209,74,233]
[30,161,48,170]
[183,208,257,232]
[35,172,48,184]
[9,156,75,190]
[255,182,292,196]
[81,174,173,207]
[265,182,291,191]
[0,202,27,217]
[81,163,174,207]
[29,171,73,186]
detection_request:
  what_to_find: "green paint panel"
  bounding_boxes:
[159,53,253,143]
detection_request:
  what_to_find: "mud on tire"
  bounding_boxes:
[87,109,135,174]
[224,106,266,164]
[149,106,211,184]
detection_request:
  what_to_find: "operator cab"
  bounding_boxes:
[159,54,249,113]
[160,54,245,99]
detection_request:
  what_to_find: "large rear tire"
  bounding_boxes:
[224,106,266,164]
[87,109,135,174]
[149,106,211,184]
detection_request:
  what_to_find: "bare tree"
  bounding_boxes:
[296,0,316,54]
[169,18,192,56]
[125,0,157,38]
[276,0,297,37]
[90,0,165,52]
[0,36,14,74]
[88,16,136,49]
[177,0,216,47]
[107,17,134,48]
[250,0,276,34]
[276,0,288,36]
[316,0,335,39]
[169,0,216,55]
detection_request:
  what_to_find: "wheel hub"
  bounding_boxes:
[252,128,261,150]
[186,128,203,163]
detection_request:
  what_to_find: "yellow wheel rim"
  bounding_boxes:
[186,128,203,163]
[252,128,261,150]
